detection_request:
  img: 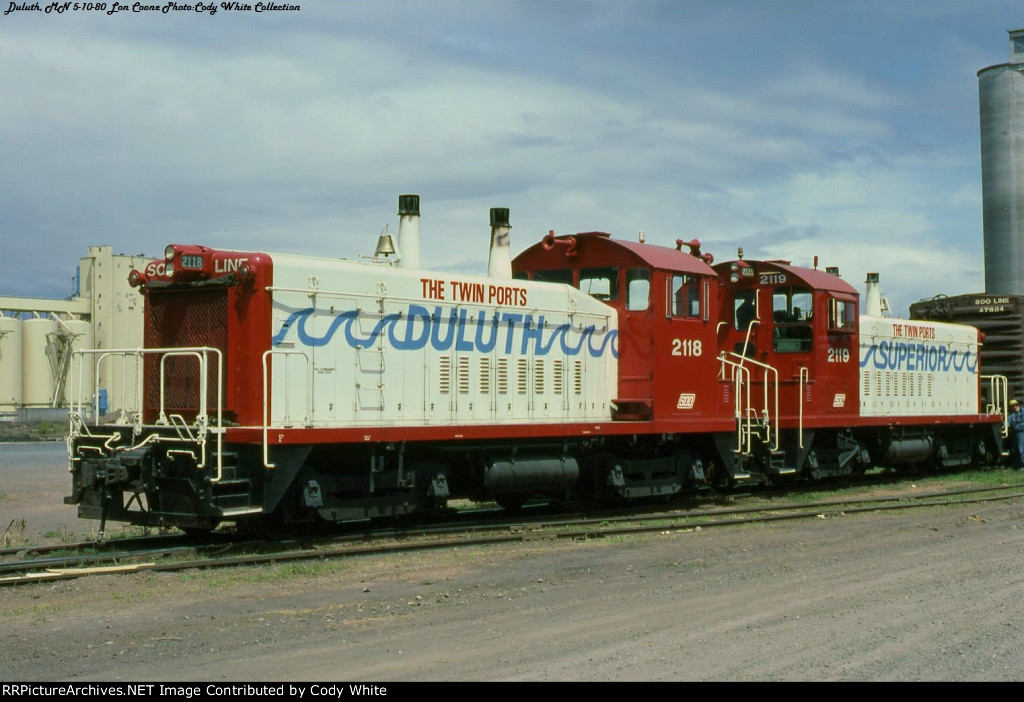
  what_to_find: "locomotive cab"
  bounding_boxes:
[714,258,861,479]
[514,232,727,425]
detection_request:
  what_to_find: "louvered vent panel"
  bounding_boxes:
[439,355,451,394]
[458,356,470,394]
[480,358,491,395]
[497,358,509,394]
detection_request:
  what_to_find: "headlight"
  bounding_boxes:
[165,262,174,277]
[165,245,175,261]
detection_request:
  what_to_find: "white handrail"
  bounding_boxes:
[68,346,224,479]
[982,374,1009,436]
[722,351,780,451]
[718,354,753,454]
[262,349,311,469]
[798,366,810,449]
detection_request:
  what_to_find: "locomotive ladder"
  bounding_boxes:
[353,295,388,413]
[719,351,781,461]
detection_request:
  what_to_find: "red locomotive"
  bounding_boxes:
[65,196,1006,534]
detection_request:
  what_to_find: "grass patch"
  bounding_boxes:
[0,422,66,442]
[275,561,338,578]
[45,546,101,558]
[2,518,27,548]
[41,525,81,543]
[179,559,348,589]
[447,498,499,511]
[766,466,1024,506]
[109,588,154,602]
[951,467,1024,486]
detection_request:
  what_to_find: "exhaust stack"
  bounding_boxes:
[488,207,512,279]
[397,194,421,269]
[864,272,882,317]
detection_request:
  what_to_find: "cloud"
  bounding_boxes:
[0,1,1014,310]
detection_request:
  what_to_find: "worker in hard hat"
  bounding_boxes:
[1008,399,1024,468]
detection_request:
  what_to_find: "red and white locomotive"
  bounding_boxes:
[65,195,1007,533]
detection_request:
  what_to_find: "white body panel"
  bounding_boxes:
[859,316,979,417]
[267,255,618,428]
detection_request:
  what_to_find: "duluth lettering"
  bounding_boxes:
[5,2,42,13]
[272,304,619,358]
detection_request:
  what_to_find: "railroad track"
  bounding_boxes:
[4,477,1023,586]
[0,464,1002,562]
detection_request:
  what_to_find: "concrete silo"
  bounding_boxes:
[21,316,59,408]
[980,28,1024,295]
[0,315,23,413]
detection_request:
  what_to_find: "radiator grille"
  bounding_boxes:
[145,289,228,417]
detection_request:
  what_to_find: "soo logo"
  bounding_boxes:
[677,393,696,409]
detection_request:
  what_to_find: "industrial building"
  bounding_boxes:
[910,29,1024,399]
[0,246,149,422]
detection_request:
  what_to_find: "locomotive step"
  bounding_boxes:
[770,451,795,475]
[209,478,249,488]
[218,506,264,517]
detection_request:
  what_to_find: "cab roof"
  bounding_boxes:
[715,259,859,296]
[515,232,718,277]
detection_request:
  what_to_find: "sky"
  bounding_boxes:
[1,0,1021,316]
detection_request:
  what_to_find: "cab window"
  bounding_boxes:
[532,269,573,285]
[669,274,700,318]
[772,286,813,324]
[829,297,857,332]
[579,267,619,301]
[734,290,757,331]
[771,286,814,352]
[626,269,650,311]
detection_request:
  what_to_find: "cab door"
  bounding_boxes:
[615,267,654,410]
[658,272,716,419]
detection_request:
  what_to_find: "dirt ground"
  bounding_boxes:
[3,442,1024,681]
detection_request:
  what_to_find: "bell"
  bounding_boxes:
[375,227,396,257]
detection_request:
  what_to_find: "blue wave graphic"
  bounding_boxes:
[273,305,618,359]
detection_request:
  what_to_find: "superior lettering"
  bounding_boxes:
[860,340,976,373]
